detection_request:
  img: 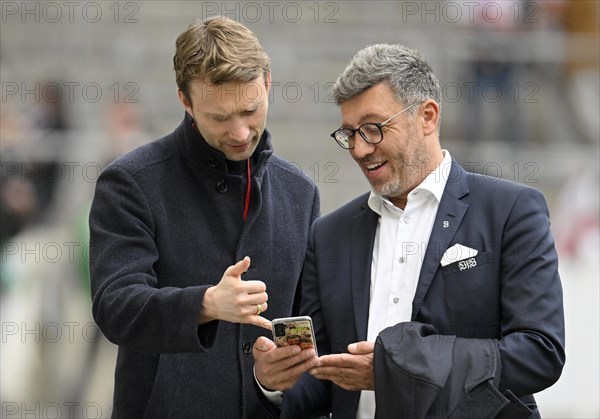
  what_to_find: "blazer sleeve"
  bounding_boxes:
[496,187,565,395]
[89,165,218,354]
[280,218,332,419]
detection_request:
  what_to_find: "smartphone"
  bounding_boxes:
[271,316,318,355]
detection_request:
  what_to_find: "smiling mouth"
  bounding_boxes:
[365,161,386,172]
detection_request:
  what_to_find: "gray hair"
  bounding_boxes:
[333,44,442,119]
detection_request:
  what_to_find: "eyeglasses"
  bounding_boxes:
[330,103,419,149]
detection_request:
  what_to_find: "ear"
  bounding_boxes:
[177,90,193,116]
[264,72,272,96]
[421,99,439,136]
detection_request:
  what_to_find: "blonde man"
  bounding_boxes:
[90,16,319,418]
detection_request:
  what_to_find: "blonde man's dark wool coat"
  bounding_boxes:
[90,114,319,418]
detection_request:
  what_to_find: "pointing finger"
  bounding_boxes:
[250,316,272,330]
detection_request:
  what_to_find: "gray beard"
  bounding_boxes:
[372,129,428,200]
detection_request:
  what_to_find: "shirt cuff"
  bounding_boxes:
[254,366,284,407]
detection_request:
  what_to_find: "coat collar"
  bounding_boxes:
[174,112,274,179]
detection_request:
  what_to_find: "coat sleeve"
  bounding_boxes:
[90,165,219,354]
[374,322,534,419]
[497,187,565,395]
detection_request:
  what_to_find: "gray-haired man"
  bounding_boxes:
[253,44,565,419]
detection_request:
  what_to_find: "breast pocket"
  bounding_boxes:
[438,251,499,328]
[440,251,493,292]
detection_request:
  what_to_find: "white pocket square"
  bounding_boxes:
[441,244,478,267]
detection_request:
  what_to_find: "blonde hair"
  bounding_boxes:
[173,16,270,102]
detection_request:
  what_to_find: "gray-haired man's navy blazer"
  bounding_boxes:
[281,159,565,418]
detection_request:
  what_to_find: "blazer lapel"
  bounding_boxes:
[351,202,379,341]
[412,160,470,319]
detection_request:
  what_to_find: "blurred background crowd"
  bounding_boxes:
[1,1,598,417]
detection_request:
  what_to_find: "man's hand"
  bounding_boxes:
[199,257,270,329]
[310,341,374,391]
[253,336,319,391]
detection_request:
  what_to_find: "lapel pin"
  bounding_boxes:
[443,221,449,228]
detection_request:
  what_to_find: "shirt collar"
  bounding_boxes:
[368,150,452,216]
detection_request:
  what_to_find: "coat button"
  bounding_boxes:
[207,158,217,168]
[242,341,252,354]
[216,179,228,193]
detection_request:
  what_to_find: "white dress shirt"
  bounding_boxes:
[356,150,451,419]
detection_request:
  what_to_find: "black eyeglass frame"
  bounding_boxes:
[330,103,419,149]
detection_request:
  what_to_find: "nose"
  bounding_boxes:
[229,118,250,143]
[350,134,376,159]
